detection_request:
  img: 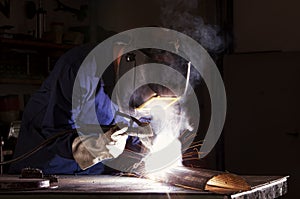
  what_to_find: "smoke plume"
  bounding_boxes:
[160,0,224,53]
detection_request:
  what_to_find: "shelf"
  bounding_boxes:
[0,38,74,86]
[0,38,76,51]
[0,78,43,85]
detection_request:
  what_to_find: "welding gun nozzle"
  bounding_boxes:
[126,124,154,138]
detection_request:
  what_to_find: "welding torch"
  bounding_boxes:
[112,111,153,138]
[77,111,153,139]
[0,112,153,167]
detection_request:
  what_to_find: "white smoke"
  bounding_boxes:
[160,0,224,53]
[142,1,221,173]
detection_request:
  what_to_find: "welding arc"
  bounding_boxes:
[0,129,76,165]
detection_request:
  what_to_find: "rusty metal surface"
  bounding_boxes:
[231,175,289,199]
[143,167,250,193]
[145,167,220,191]
[0,174,288,199]
[50,175,190,193]
[0,177,49,190]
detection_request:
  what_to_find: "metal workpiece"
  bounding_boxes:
[0,168,288,199]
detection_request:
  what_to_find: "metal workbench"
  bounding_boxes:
[0,175,288,199]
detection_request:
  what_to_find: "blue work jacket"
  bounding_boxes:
[9,44,130,174]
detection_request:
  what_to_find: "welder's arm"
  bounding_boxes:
[72,124,128,170]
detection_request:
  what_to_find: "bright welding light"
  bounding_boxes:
[143,133,182,175]
[135,96,180,117]
[135,95,184,175]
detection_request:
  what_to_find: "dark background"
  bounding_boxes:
[0,0,299,198]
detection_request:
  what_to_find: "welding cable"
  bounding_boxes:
[0,129,76,165]
[0,111,147,165]
[0,124,124,165]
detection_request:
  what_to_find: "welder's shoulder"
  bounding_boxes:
[61,43,98,65]
[49,43,98,79]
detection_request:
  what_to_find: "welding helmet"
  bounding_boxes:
[113,49,188,121]
[112,47,156,115]
[110,28,195,119]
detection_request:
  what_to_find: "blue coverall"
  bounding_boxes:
[9,44,127,174]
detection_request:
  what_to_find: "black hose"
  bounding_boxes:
[0,129,76,165]
[0,114,142,165]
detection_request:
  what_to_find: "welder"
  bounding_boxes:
[8,42,158,175]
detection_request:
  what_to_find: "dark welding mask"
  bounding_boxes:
[112,48,155,115]
[112,46,188,118]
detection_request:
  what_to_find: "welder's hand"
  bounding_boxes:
[105,124,128,158]
[126,123,154,138]
[72,124,128,170]
[124,123,154,150]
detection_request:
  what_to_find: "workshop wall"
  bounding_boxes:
[223,0,300,198]
[233,0,300,52]
[0,0,89,37]
[95,0,217,32]
[96,0,162,32]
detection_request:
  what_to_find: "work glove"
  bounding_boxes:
[72,123,129,170]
